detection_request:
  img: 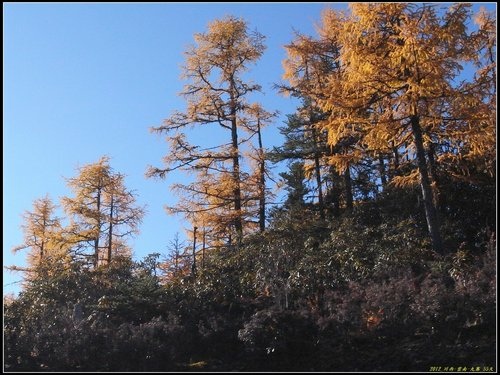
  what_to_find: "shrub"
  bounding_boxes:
[238,308,317,371]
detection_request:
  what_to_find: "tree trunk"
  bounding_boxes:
[327,166,341,217]
[311,128,324,219]
[229,81,243,242]
[410,115,443,254]
[256,119,266,232]
[344,164,353,211]
[107,193,114,266]
[94,186,102,268]
[427,142,440,208]
[392,141,400,177]
[202,228,206,268]
[192,226,197,278]
[378,154,387,189]
[40,217,46,263]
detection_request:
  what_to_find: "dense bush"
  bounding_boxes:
[4,185,496,372]
[238,308,318,371]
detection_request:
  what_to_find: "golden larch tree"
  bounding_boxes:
[147,16,271,246]
[62,156,144,268]
[10,195,69,282]
[283,3,496,254]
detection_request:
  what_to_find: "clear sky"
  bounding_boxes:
[3,2,344,296]
[3,2,495,296]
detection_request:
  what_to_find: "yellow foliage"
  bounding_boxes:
[283,3,495,185]
[391,169,420,188]
[153,16,272,246]
[325,153,360,174]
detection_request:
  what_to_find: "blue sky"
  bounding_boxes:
[4,2,343,295]
[3,2,495,296]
